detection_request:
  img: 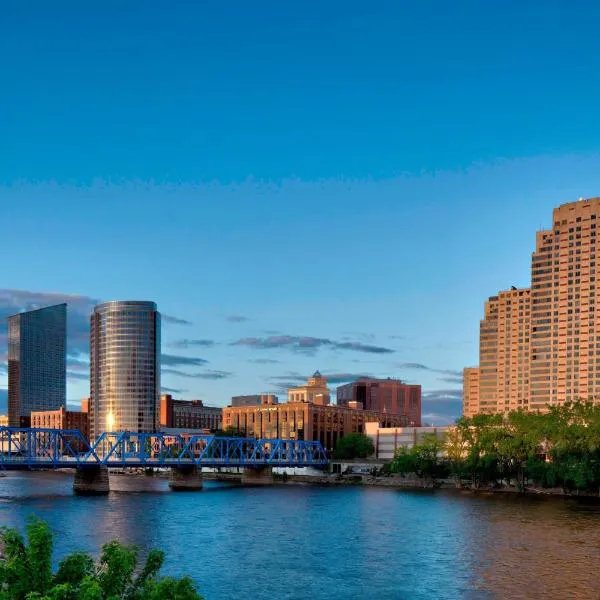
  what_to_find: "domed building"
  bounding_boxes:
[288,370,330,405]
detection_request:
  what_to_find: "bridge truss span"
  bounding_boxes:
[0,427,329,469]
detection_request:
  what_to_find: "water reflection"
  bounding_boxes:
[0,473,599,600]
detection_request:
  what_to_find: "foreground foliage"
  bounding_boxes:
[387,402,600,493]
[0,518,203,600]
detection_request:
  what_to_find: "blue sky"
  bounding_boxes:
[1,1,600,423]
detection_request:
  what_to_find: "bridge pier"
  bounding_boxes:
[169,465,203,491]
[73,466,110,495]
[242,466,274,486]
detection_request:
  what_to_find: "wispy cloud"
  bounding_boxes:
[162,314,193,326]
[67,371,89,381]
[233,335,394,355]
[438,375,463,384]
[396,362,462,377]
[248,358,281,364]
[161,354,209,367]
[225,315,249,323]
[161,386,187,395]
[169,339,215,349]
[162,368,232,380]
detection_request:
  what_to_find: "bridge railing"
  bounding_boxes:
[0,427,329,468]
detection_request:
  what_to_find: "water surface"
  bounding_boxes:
[1,472,599,599]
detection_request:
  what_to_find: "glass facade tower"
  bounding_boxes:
[90,301,160,439]
[8,303,67,427]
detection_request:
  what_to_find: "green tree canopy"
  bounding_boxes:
[213,427,245,437]
[333,432,375,459]
[0,517,203,600]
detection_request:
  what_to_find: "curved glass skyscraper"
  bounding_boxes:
[90,301,160,439]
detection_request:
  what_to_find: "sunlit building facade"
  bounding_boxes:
[224,372,412,452]
[8,303,66,427]
[90,301,160,439]
[465,197,600,415]
[462,367,480,417]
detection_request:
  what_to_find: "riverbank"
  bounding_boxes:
[57,468,600,498]
[278,473,600,498]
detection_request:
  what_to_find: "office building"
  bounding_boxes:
[0,415,8,427]
[31,407,89,440]
[230,394,278,407]
[89,301,160,439]
[8,304,66,427]
[462,367,480,417]
[465,197,600,415]
[336,377,422,426]
[223,372,410,452]
[159,394,222,431]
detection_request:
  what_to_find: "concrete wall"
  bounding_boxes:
[365,423,450,460]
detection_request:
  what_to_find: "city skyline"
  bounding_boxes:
[3,3,600,424]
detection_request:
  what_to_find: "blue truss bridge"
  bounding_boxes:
[0,427,329,470]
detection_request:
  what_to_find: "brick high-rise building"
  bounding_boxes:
[336,377,421,426]
[465,197,600,415]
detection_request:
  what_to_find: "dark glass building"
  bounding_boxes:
[90,301,160,439]
[8,303,67,427]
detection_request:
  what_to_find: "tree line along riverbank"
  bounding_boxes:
[320,401,600,497]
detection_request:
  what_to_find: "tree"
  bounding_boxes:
[0,517,204,600]
[213,427,245,438]
[333,433,375,460]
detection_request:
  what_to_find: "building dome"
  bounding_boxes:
[313,370,322,378]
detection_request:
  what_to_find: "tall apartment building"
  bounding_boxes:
[462,367,479,418]
[465,197,600,415]
[8,304,67,427]
[90,301,160,439]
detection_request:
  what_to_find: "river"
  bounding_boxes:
[0,472,599,599]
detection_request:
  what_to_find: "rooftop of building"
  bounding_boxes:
[7,302,67,319]
[94,300,157,312]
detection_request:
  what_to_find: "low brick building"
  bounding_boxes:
[30,407,89,441]
[160,395,222,431]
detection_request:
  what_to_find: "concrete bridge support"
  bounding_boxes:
[73,466,110,495]
[242,466,274,486]
[169,465,203,490]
